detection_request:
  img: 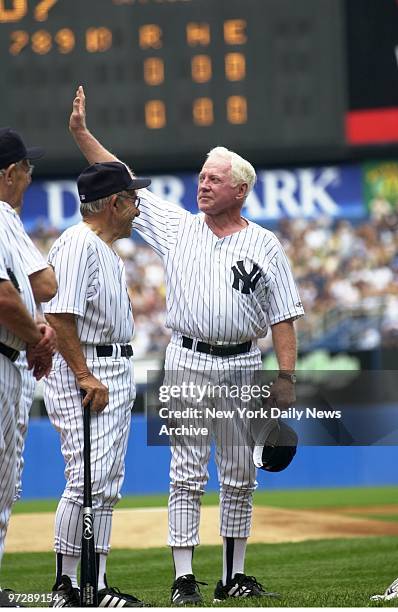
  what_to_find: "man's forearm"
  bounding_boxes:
[29,267,57,303]
[45,313,90,380]
[71,127,118,165]
[271,320,297,371]
[0,281,42,345]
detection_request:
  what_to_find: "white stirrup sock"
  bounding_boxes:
[98,554,108,590]
[222,537,247,585]
[172,547,194,578]
[57,554,79,588]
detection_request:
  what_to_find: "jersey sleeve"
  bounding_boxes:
[266,239,305,325]
[13,217,48,275]
[44,231,98,317]
[0,228,10,281]
[134,188,189,257]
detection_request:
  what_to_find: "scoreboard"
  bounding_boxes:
[0,0,397,175]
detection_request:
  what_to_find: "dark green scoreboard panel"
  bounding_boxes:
[1,0,396,174]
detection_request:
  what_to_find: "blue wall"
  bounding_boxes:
[21,416,398,500]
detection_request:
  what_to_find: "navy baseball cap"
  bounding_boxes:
[77,162,151,203]
[0,127,45,169]
[253,420,298,472]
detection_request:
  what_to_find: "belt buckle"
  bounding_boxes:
[209,345,214,354]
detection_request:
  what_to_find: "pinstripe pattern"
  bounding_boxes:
[135,189,303,550]
[44,223,133,344]
[136,190,304,343]
[42,222,135,556]
[13,354,36,501]
[0,208,37,568]
[0,357,21,566]
[0,203,36,350]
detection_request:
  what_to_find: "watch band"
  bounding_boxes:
[278,372,297,384]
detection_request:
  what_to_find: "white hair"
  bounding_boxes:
[206,146,256,193]
[80,194,113,217]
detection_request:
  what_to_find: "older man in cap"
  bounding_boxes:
[0,127,56,605]
[43,161,151,607]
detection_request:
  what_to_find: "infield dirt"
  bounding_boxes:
[6,505,398,553]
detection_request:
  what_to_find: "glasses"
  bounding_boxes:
[17,160,34,176]
[118,194,140,209]
[0,160,34,177]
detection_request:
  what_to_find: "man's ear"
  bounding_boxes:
[237,182,248,201]
[3,163,17,185]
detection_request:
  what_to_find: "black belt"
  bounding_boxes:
[96,344,133,358]
[0,342,20,362]
[182,336,252,357]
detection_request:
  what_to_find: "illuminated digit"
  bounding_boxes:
[34,0,57,22]
[224,20,247,45]
[0,0,27,23]
[193,98,214,126]
[191,55,212,83]
[86,28,112,52]
[186,22,210,46]
[31,29,52,54]
[225,53,246,81]
[9,30,29,55]
[139,25,162,49]
[55,28,75,54]
[144,58,164,85]
[145,100,166,129]
[227,96,247,124]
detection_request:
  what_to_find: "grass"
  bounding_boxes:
[11,485,398,514]
[5,486,398,607]
[2,538,398,607]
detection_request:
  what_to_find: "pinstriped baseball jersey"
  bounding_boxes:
[135,190,304,342]
[0,202,36,350]
[44,222,133,343]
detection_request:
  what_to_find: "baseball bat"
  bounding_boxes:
[80,393,98,607]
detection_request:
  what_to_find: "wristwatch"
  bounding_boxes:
[278,372,297,384]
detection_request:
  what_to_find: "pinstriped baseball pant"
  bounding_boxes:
[14,354,36,502]
[43,354,135,555]
[165,336,261,548]
[0,355,21,566]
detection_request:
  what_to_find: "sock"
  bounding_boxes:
[97,553,108,590]
[222,537,247,585]
[172,547,194,579]
[56,553,79,588]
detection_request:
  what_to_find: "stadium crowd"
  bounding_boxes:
[28,212,398,356]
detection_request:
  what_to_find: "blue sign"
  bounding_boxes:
[21,164,366,232]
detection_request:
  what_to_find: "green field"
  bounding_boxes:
[10,485,398,514]
[3,486,398,607]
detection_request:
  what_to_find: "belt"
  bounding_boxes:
[0,342,20,362]
[96,344,133,358]
[182,336,252,357]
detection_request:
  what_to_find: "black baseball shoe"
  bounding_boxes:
[213,573,280,602]
[51,575,80,607]
[98,575,147,607]
[0,589,25,607]
[170,574,205,606]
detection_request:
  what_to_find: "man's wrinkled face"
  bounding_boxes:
[1,159,33,211]
[197,158,242,215]
[114,190,140,238]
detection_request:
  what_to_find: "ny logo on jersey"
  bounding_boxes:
[231,261,261,294]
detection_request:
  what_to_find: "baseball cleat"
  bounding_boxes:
[98,584,147,607]
[370,577,398,601]
[213,573,281,602]
[170,574,205,606]
[51,575,80,607]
